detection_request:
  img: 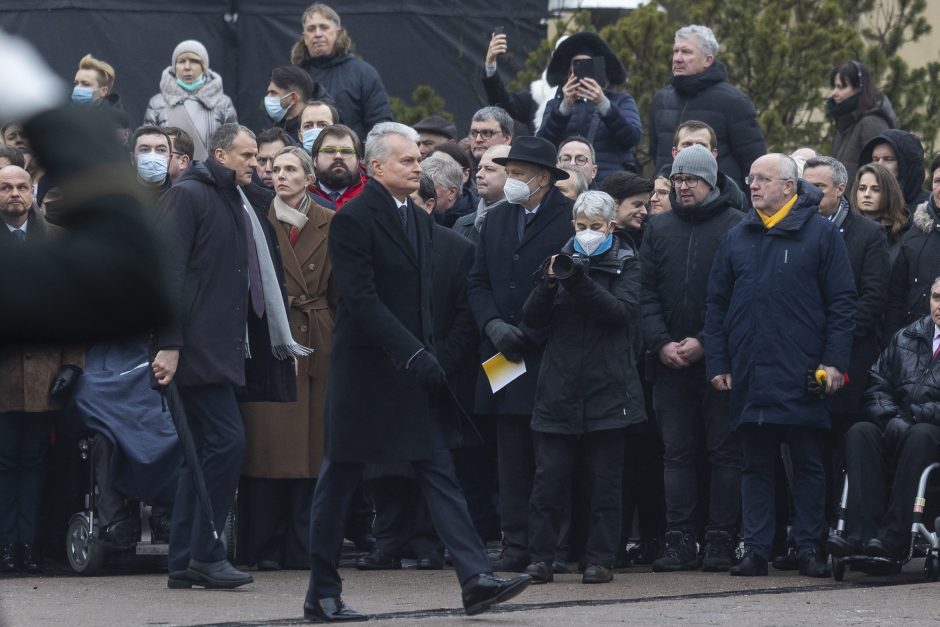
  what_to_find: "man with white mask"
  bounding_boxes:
[468,136,574,572]
[130,126,172,200]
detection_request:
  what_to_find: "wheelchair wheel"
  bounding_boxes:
[831,555,845,582]
[66,513,106,575]
[924,555,940,581]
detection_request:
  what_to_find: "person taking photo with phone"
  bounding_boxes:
[536,32,642,185]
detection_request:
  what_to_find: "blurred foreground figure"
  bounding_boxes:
[0,30,169,344]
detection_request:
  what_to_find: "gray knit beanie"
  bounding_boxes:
[671,144,718,189]
[172,40,209,69]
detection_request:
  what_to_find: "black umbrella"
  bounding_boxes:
[162,381,220,543]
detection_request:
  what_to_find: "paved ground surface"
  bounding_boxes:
[2,554,940,626]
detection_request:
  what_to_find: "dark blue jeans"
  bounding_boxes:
[654,363,741,534]
[0,412,52,544]
[740,424,827,559]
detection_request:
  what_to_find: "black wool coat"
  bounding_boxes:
[829,208,890,422]
[154,159,294,401]
[325,179,458,463]
[523,236,645,434]
[468,187,574,416]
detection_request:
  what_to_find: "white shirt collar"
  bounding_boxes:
[5,221,27,234]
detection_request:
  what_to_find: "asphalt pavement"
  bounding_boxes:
[2,556,940,626]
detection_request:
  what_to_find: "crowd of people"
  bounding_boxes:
[4,3,940,621]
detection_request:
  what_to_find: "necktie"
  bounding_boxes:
[10,229,26,242]
[242,211,265,317]
[329,191,341,203]
[934,341,940,360]
[399,203,408,231]
[526,212,536,226]
[289,226,301,247]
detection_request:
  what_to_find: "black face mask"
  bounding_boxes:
[826,93,860,118]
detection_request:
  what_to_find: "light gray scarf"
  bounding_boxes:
[237,186,312,360]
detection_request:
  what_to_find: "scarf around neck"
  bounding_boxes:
[273,194,311,231]
[237,186,312,360]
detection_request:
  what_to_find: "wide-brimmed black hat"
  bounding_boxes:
[492,136,569,180]
[546,31,628,88]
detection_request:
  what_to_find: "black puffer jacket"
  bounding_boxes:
[640,176,744,353]
[830,96,895,185]
[864,315,940,428]
[523,235,645,434]
[649,62,767,189]
[886,199,940,336]
[859,129,929,212]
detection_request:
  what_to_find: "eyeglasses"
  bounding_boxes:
[652,189,670,198]
[558,154,591,166]
[670,175,701,188]
[469,129,501,140]
[745,174,790,186]
[319,146,356,158]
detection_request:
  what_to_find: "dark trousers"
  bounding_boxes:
[528,430,624,567]
[844,421,940,550]
[654,364,740,533]
[167,384,245,571]
[370,477,443,559]
[238,476,314,569]
[307,449,490,600]
[740,424,827,559]
[0,412,52,545]
[495,414,535,558]
[620,418,666,548]
[453,415,500,542]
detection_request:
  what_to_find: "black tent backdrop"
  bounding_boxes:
[1,1,547,136]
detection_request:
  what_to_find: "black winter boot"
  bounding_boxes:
[651,530,700,572]
[701,530,736,572]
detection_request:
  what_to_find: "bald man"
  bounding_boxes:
[0,166,33,233]
[453,144,510,243]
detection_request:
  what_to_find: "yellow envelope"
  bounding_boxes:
[482,352,527,393]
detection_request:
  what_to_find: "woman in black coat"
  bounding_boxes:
[521,191,645,585]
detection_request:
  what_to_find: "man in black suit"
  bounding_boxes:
[467,136,575,571]
[304,122,531,622]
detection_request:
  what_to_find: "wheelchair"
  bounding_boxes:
[65,435,236,575]
[829,462,940,581]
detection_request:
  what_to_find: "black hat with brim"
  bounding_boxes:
[491,136,569,180]
[546,31,628,88]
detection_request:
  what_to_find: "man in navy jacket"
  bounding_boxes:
[704,153,857,578]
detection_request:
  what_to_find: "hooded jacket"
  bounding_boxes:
[704,181,857,430]
[859,129,929,211]
[523,235,645,434]
[292,46,391,141]
[640,175,744,355]
[649,62,767,189]
[144,67,237,161]
[831,96,896,185]
[886,198,940,336]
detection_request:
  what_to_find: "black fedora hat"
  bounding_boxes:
[492,136,569,180]
[546,31,628,88]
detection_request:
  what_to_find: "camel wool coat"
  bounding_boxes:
[239,199,335,478]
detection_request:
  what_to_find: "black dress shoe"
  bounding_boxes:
[184,559,253,589]
[167,570,193,589]
[552,559,574,574]
[730,551,768,576]
[19,544,41,574]
[303,595,369,622]
[416,555,444,570]
[798,549,831,578]
[461,573,532,616]
[355,548,401,570]
[257,559,282,571]
[490,551,529,573]
[826,534,863,559]
[347,532,376,553]
[582,563,613,584]
[523,560,553,583]
[0,544,17,573]
[864,537,902,560]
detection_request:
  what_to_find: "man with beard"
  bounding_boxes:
[308,124,366,210]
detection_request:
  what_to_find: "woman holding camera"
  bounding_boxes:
[521,190,645,585]
[537,32,642,184]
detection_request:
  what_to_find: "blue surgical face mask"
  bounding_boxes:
[137,152,169,183]
[71,85,94,103]
[264,92,294,123]
[176,75,205,92]
[302,128,322,154]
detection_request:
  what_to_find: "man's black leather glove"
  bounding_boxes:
[49,364,82,400]
[484,319,526,362]
[408,349,446,388]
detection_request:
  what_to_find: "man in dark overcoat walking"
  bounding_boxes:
[303,122,530,622]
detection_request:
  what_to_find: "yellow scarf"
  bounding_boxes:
[757,194,797,229]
